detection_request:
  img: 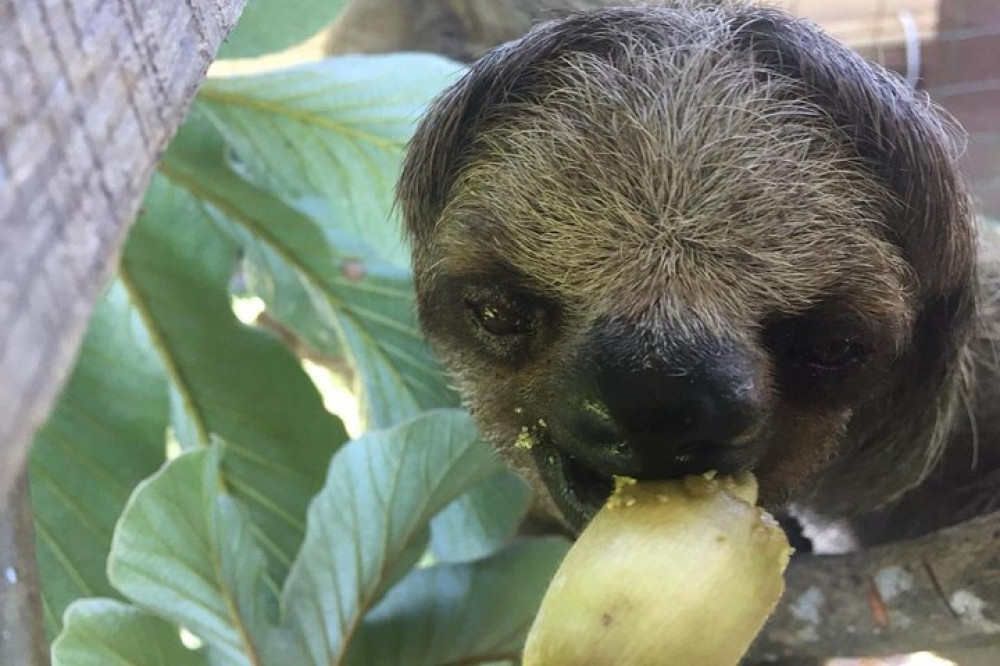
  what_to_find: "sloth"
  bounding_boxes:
[397,1,1000,549]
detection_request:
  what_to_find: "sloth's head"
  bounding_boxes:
[398,3,977,531]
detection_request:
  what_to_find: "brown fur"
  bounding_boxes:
[398,1,999,544]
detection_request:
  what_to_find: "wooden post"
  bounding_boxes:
[0,1,245,662]
[0,473,48,665]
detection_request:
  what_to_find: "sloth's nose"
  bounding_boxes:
[569,318,763,477]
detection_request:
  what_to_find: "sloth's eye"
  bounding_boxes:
[465,292,530,336]
[762,306,881,405]
[457,282,556,363]
[763,302,873,375]
[789,337,869,371]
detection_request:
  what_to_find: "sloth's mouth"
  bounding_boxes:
[562,455,616,516]
[532,432,755,532]
[534,442,614,531]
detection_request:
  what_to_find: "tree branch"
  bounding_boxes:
[749,510,1000,661]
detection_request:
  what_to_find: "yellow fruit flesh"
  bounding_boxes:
[523,473,791,666]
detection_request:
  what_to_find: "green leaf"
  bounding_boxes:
[431,471,535,564]
[217,0,348,60]
[235,234,454,430]
[121,171,349,582]
[30,280,170,638]
[161,115,457,430]
[107,447,274,666]
[280,409,501,664]
[345,538,570,666]
[31,161,349,635]
[52,598,208,666]
[198,55,465,266]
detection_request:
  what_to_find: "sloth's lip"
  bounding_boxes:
[533,440,612,532]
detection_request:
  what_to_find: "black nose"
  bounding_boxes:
[562,317,763,477]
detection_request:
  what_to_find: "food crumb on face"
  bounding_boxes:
[605,475,638,509]
[515,426,535,450]
[613,475,638,491]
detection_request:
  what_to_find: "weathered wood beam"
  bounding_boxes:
[0,1,245,663]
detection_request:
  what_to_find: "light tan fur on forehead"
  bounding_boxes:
[436,30,916,332]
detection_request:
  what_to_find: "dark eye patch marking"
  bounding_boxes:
[417,263,562,366]
[762,300,890,406]
[783,335,870,372]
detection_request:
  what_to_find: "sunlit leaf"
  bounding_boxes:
[161,115,457,430]
[107,447,276,665]
[199,55,464,266]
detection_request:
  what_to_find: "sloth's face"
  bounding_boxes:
[412,62,915,530]
[400,7,974,533]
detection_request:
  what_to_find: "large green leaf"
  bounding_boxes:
[60,410,551,666]
[198,55,464,266]
[430,470,535,564]
[160,114,457,431]
[30,280,170,637]
[346,538,570,666]
[120,171,349,583]
[31,152,352,638]
[217,0,349,60]
[52,599,208,666]
[107,447,274,666]
[280,409,501,664]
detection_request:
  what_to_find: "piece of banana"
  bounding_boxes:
[523,473,791,666]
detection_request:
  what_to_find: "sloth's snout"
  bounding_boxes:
[592,354,761,471]
[557,318,764,480]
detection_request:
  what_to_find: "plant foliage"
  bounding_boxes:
[33,2,568,664]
